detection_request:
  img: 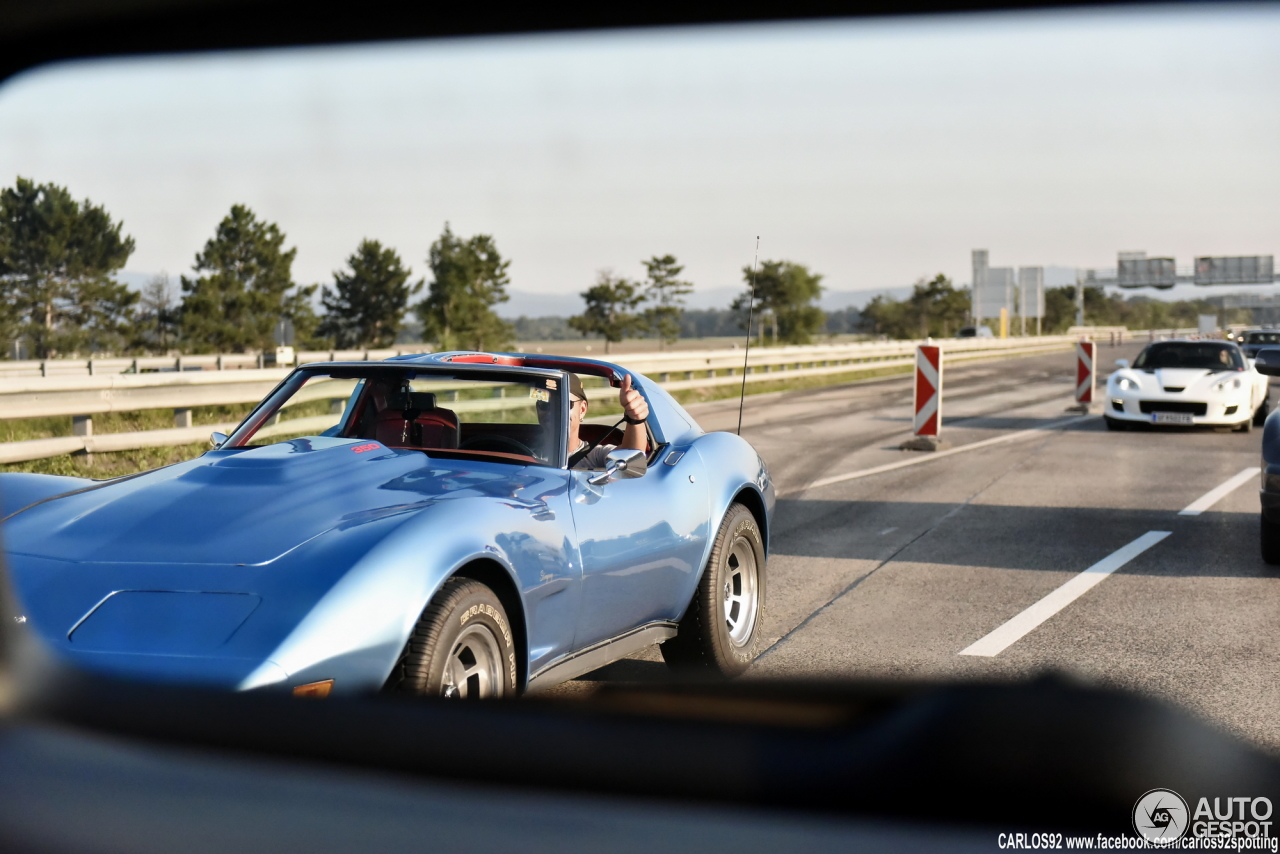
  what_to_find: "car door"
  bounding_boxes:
[567,443,711,650]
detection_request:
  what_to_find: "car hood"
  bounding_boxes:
[1116,367,1239,391]
[3,437,543,566]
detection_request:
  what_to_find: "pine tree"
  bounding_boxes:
[0,177,137,357]
[568,271,647,354]
[641,254,693,350]
[319,240,420,348]
[131,273,180,353]
[178,205,316,353]
[414,224,514,351]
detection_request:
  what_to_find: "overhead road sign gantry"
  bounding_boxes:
[1194,256,1274,286]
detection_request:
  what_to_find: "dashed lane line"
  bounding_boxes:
[793,414,1090,495]
[958,531,1171,658]
[1178,467,1261,516]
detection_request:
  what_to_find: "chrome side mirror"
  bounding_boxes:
[210,432,228,449]
[588,448,647,486]
[1114,359,1130,370]
[1255,349,1280,377]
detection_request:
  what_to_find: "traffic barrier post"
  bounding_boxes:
[901,344,946,451]
[1066,339,1096,413]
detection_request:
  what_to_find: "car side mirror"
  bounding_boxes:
[1255,349,1280,377]
[210,432,228,449]
[1114,359,1130,370]
[587,448,647,486]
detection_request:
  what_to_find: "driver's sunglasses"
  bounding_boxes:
[545,396,588,414]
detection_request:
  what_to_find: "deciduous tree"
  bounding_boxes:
[0,177,137,357]
[568,271,646,354]
[319,240,421,348]
[178,205,316,353]
[414,224,514,351]
[860,274,969,339]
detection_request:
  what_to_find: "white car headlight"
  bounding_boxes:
[1214,377,1243,393]
[1115,377,1139,392]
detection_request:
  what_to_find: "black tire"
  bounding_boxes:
[1236,418,1253,434]
[1104,415,1128,431]
[1255,395,1271,427]
[385,578,517,698]
[1263,514,1280,566]
[661,503,766,677]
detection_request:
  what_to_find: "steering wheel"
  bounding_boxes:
[458,434,536,459]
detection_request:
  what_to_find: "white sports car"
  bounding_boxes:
[1104,339,1270,432]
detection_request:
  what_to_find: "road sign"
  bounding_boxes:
[1193,256,1274,286]
[913,345,942,437]
[1076,340,1096,405]
[1018,266,1045,319]
[1118,257,1176,289]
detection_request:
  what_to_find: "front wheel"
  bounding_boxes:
[661,503,766,677]
[385,578,517,698]
[1255,395,1271,427]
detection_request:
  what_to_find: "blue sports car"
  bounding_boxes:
[0,353,774,698]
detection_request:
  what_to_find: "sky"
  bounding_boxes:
[0,3,1277,314]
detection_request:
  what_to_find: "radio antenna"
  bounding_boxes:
[736,237,760,436]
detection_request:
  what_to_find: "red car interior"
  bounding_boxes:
[372,391,460,449]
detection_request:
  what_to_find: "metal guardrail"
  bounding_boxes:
[1066,326,1199,344]
[0,349,411,379]
[0,336,1078,465]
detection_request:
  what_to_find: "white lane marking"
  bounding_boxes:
[878,527,899,536]
[959,531,1171,658]
[800,415,1086,493]
[1177,467,1261,516]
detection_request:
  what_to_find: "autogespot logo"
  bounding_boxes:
[1134,789,1190,843]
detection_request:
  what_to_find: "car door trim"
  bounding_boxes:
[524,620,678,694]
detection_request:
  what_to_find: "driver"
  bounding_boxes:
[566,372,649,470]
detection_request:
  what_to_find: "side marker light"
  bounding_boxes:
[292,679,334,699]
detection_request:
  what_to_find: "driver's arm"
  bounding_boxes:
[618,374,650,451]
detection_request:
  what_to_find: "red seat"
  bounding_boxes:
[372,392,459,449]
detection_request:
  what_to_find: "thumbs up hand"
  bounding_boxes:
[619,374,649,423]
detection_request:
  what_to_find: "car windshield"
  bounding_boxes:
[226,368,564,465]
[1246,332,1280,345]
[1132,342,1245,372]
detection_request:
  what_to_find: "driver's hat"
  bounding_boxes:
[566,373,586,402]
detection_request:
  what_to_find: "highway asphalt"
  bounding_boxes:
[565,342,1280,754]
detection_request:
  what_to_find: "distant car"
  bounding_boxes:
[1240,330,1280,360]
[1104,339,1269,432]
[1252,349,1280,564]
[0,352,774,697]
[957,325,994,339]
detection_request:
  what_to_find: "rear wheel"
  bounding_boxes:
[385,578,516,698]
[1262,514,1280,565]
[661,503,766,677]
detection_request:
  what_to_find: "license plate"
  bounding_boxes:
[1152,412,1195,425]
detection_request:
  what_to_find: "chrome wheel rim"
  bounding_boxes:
[722,535,759,648]
[441,623,504,699]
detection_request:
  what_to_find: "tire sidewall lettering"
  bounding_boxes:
[721,509,764,660]
[459,601,512,646]
[455,598,515,690]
